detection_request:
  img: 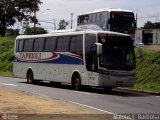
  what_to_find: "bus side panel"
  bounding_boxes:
[13,62,35,79]
[31,63,60,82]
[13,62,25,78]
[52,64,62,82]
[33,63,49,81]
[62,64,71,83]
[87,72,99,86]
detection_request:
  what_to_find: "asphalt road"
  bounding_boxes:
[0,77,160,114]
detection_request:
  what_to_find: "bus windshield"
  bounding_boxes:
[98,34,135,70]
[109,12,135,34]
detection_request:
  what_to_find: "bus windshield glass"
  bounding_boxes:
[109,12,135,34]
[98,34,135,70]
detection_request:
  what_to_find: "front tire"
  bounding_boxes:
[72,74,81,91]
[27,70,34,84]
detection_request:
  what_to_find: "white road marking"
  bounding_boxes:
[0,82,18,87]
[36,93,113,114]
[38,94,52,98]
[73,91,91,95]
[69,101,114,114]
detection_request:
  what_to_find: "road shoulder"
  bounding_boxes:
[0,88,113,120]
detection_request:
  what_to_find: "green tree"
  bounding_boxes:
[24,27,47,35]
[58,19,69,30]
[154,22,160,29]
[0,0,42,37]
[143,21,160,29]
[6,28,19,37]
[143,21,155,29]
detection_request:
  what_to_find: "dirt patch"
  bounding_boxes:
[0,88,113,120]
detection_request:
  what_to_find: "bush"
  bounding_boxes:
[0,37,15,73]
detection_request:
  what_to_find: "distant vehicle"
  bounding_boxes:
[77,8,136,36]
[13,29,135,91]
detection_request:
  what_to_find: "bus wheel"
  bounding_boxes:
[72,74,81,91]
[104,87,113,92]
[27,70,34,84]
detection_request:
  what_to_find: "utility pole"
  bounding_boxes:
[34,10,36,34]
[33,0,36,34]
[71,13,74,29]
[136,13,138,29]
[136,13,143,57]
[53,18,56,30]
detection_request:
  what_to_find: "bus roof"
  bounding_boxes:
[16,29,130,40]
[78,8,133,16]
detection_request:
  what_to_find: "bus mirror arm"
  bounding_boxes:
[95,43,102,55]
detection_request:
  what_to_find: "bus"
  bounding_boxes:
[13,29,135,91]
[77,8,136,36]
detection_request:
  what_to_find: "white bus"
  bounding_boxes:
[77,8,136,36]
[13,29,135,91]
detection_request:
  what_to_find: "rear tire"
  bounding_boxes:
[27,70,34,84]
[72,74,81,91]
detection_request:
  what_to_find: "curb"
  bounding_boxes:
[117,87,160,96]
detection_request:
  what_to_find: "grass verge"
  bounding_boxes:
[134,48,160,92]
[0,37,14,76]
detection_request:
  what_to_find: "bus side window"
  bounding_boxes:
[44,37,57,52]
[44,38,50,51]
[24,39,34,52]
[88,14,92,23]
[84,15,89,23]
[70,35,83,54]
[96,12,101,22]
[78,16,85,24]
[70,36,76,53]
[34,38,45,52]
[92,13,96,23]
[76,35,83,54]
[62,36,70,51]
[18,39,24,52]
[16,40,20,52]
[57,37,63,51]
[101,12,105,22]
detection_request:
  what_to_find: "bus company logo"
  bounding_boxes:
[1,113,8,120]
[19,52,42,60]
[15,52,59,62]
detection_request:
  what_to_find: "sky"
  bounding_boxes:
[16,0,160,32]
